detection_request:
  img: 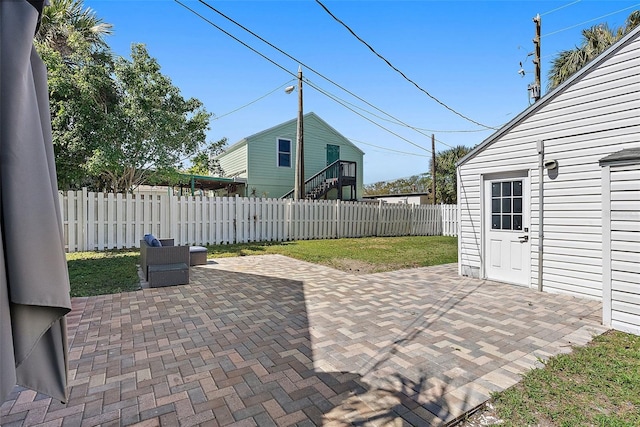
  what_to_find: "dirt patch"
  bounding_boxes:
[454,402,504,426]
[328,258,391,275]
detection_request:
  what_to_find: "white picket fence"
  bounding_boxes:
[59,189,457,252]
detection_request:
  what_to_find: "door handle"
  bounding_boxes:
[518,235,529,242]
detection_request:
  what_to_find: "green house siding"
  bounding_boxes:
[219,112,364,199]
[218,143,248,178]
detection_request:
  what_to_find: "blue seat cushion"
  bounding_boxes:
[144,234,162,247]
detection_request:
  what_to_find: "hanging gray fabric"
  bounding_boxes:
[1,0,72,403]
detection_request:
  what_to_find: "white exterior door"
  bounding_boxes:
[485,176,531,286]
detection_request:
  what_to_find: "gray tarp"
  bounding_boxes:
[1,0,72,403]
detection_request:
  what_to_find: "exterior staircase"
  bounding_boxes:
[282,160,357,200]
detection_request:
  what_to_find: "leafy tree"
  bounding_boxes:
[364,174,429,196]
[85,44,212,193]
[187,137,228,176]
[38,33,117,190]
[35,0,116,190]
[548,10,640,90]
[37,1,215,193]
[365,145,471,204]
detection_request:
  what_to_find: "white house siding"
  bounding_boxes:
[458,31,640,300]
[603,162,640,335]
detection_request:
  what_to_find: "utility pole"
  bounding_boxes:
[295,66,304,199]
[431,134,436,205]
[530,14,542,101]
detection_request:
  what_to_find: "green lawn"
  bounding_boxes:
[489,330,640,426]
[205,235,458,274]
[66,250,140,297]
[66,236,457,296]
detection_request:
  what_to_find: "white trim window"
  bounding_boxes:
[277,138,292,167]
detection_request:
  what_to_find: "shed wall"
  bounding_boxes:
[606,163,640,334]
[458,35,640,299]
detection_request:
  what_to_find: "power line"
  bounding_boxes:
[414,126,492,134]
[314,0,495,130]
[305,78,432,153]
[192,0,493,143]
[299,78,457,149]
[213,80,295,120]
[174,0,296,79]
[540,0,581,17]
[348,138,430,157]
[302,82,488,138]
[300,121,431,157]
[542,3,640,38]
[177,1,467,156]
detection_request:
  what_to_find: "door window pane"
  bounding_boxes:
[502,198,511,213]
[492,183,500,197]
[492,199,501,213]
[502,182,511,196]
[513,215,523,230]
[502,215,512,230]
[492,215,501,229]
[513,180,522,196]
[513,198,522,213]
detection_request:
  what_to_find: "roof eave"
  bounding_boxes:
[457,25,640,168]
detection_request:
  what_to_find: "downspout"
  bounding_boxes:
[537,140,544,292]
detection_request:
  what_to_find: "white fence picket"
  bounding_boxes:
[58,189,458,252]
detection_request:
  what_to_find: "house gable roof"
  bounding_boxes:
[217,112,365,159]
[457,24,640,168]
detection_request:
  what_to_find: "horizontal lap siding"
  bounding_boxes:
[245,114,364,199]
[458,35,640,298]
[610,164,640,334]
[218,144,248,178]
[248,125,295,198]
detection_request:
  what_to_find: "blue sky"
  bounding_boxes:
[84,0,639,184]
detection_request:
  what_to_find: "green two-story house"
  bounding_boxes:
[215,112,364,200]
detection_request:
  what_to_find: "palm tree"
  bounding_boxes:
[429,145,472,204]
[36,0,112,57]
[548,10,639,90]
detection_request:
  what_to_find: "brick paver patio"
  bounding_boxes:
[1,255,607,426]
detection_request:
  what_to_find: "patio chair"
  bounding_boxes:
[140,237,190,287]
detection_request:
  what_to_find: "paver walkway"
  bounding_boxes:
[1,255,607,426]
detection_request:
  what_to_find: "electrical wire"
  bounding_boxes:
[301,82,488,138]
[176,0,477,157]
[540,0,582,17]
[298,78,456,149]
[191,0,497,139]
[542,3,640,38]
[174,0,296,79]
[299,121,431,157]
[348,138,430,157]
[213,80,295,120]
[305,78,432,153]
[314,0,495,130]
